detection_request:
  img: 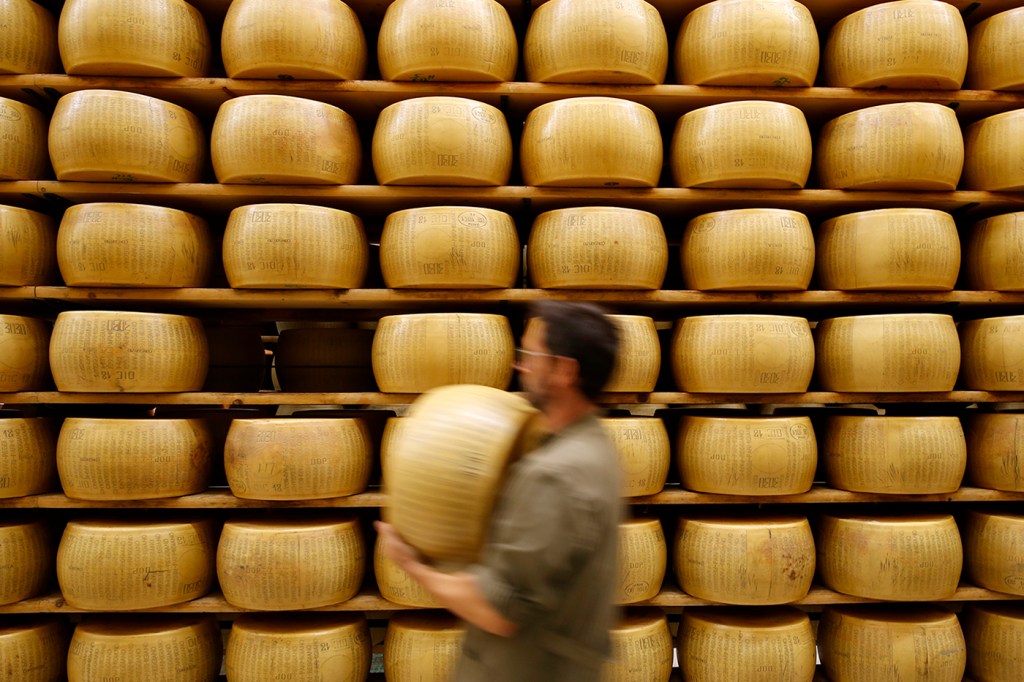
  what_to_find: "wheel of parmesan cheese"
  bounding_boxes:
[0,418,55,499]
[227,614,371,681]
[0,519,52,606]
[384,614,466,682]
[0,618,67,682]
[967,8,1024,91]
[604,315,661,393]
[964,509,1024,596]
[374,533,441,607]
[602,417,669,497]
[966,213,1024,291]
[274,326,376,392]
[963,603,1024,682]
[0,0,58,74]
[0,315,50,391]
[0,205,56,286]
[616,517,666,604]
[959,315,1024,390]
[0,97,48,180]
[964,110,1024,191]
[966,413,1024,491]
[602,609,673,682]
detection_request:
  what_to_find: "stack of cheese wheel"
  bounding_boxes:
[0,618,67,681]
[521,98,662,187]
[964,509,1024,596]
[0,417,55,498]
[0,0,58,73]
[0,206,55,285]
[212,95,360,184]
[675,0,819,86]
[819,606,966,682]
[384,614,465,682]
[373,97,512,186]
[217,516,365,609]
[823,0,967,88]
[227,614,372,681]
[57,518,215,609]
[817,103,964,190]
[966,212,1024,290]
[380,206,520,289]
[67,616,222,682]
[602,609,673,682]
[0,314,50,391]
[823,415,966,494]
[601,417,669,496]
[674,515,815,604]
[378,0,516,81]
[0,519,51,605]
[964,110,1024,191]
[816,513,962,600]
[816,209,960,290]
[58,0,211,76]
[962,603,1024,681]
[384,384,542,563]
[203,324,266,391]
[671,315,815,393]
[604,315,661,393]
[221,0,366,79]
[528,207,667,289]
[814,313,960,392]
[374,534,441,607]
[523,0,667,83]
[967,8,1024,90]
[372,313,514,392]
[677,415,817,495]
[49,90,205,182]
[966,412,1024,491]
[274,326,376,392]
[615,517,666,604]
[49,311,208,393]
[0,97,48,180]
[959,315,1024,390]
[681,209,814,291]
[670,101,811,188]
[679,607,816,682]
[222,204,368,288]
[57,203,213,288]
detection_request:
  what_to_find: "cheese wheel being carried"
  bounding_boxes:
[0,0,58,74]
[384,613,466,682]
[0,417,56,499]
[0,618,67,682]
[615,517,666,604]
[0,205,56,286]
[966,413,1024,491]
[0,519,52,605]
[602,417,669,497]
[374,533,441,607]
[601,609,673,682]
[0,97,48,180]
[962,603,1024,682]
[964,509,1024,596]
[968,8,1024,91]
[959,315,1024,390]
[964,110,1024,191]
[604,315,661,393]
[0,315,50,391]
[274,326,376,392]
[966,212,1024,291]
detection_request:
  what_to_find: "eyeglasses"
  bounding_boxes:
[514,347,559,364]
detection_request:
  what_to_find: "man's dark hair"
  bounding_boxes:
[529,300,619,400]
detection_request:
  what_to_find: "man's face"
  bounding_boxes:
[516,318,554,409]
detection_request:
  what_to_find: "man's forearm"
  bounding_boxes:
[403,559,519,638]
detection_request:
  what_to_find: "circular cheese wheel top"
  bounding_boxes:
[0,418,56,499]
[0,314,50,392]
[602,609,673,682]
[0,205,56,286]
[814,313,960,392]
[816,513,963,601]
[212,95,361,185]
[682,208,814,291]
[222,0,367,79]
[48,90,204,183]
[381,206,520,289]
[0,519,52,606]
[817,102,964,190]
[968,8,1024,90]
[0,0,58,74]
[58,203,213,288]
[966,413,1024,492]
[964,509,1024,596]
[372,97,512,186]
[57,518,215,610]
[671,101,811,189]
[964,110,1024,192]
[959,315,1024,390]
[601,417,669,497]
[671,315,815,393]
[616,517,666,604]
[824,0,967,89]
[528,207,667,289]
[963,602,1024,682]
[524,0,667,84]
[521,98,662,187]
[604,315,661,393]
[967,212,1024,291]
[378,0,516,81]
[50,311,208,393]
[676,0,819,86]
[274,326,376,392]
[0,618,67,682]
[0,97,48,180]
[217,516,365,610]
[384,613,466,682]
[374,533,441,607]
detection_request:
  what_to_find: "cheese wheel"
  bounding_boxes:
[0,205,56,286]
[962,603,1024,682]
[374,533,441,607]
[0,519,51,605]
[676,0,819,87]
[818,606,966,682]
[967,8,1024,91]
[0,97,48,180]
[57,203,212,288]
[670,101,811,189]
[212,95,360,184]
[678,416,817,495]
[674,515,815,604]
[203,324,266,392]
[966,413,1024,492]
[966,213,1024,291]
[48,90,204,183]
[823,416,965,494]
[49,311,208,393]
[226,614,371,681]
[964,110,1024,191]
[604,315,661,392]
[601,609,673,682]
[817,103,964,190]
[274,327,376,392]
[0,0,58,74]
[521,98,662,187]
[523,0,668,84]
[372,313,514,392]
[616,517,666,604]
[0,618,67,682]
[67,616,222,682]
[217,517,365,610]
[378,0,516,81]
[814,314,960,392]
[380,207,519,289]
[57,518,215,610]
[0,315,50,391]
[384,614,465,682]
[959,315,1024,390]
[679,607,816,682]
[0,417,55,499]
[58,0,210,76]
[824,0,967,89]
[56,418,212,500]
[816,513,962,600]
[602,417,669,497]
[682,209,814,291]
[372,97,512,186]
[964,509,1024,596]
[528,207,667,289]
[671,315,814,393]
[222,0,367,79]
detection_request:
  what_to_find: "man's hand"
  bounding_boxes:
[374,520,422,572]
